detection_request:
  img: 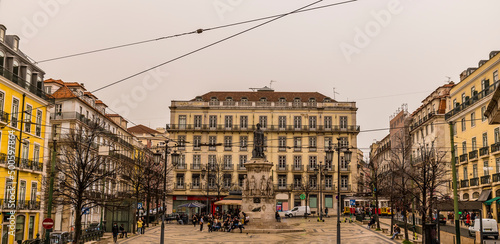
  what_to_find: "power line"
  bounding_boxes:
[34,0,357,64]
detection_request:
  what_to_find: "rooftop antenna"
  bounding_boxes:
[445,76,452,83]
[333,87,339,100]
[270,80,277,89]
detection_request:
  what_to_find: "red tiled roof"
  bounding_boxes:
[44,78,64,86]
[128,124,160,135]
[65,82,85,88]
[96,100,107,107]
[51,85,77,99]
[193,91,333,102]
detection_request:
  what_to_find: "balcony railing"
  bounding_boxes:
[190,164,202,170]
[492,143,500,154]
[445,80,499,119]
[0,65,52,102]
[175,184,186,190]
[0,199,40,210]
[340,167,350,172]
[0,110,9,125]
[410,112,436,131]
[480,147,489,157]
[469,150,478,160]
[175,164,188,170]
[459,154,468,162]
[460,179,469,188]
[167,123,360,133]
[470,177,479,186]
[223,164,234,171]
[0,154,43,172]
[237,164,246,171]
[340,185,351,192]
[292,165,304,172]
[481,175,491,185]
[493,173,500,183]
[277,165,288,172]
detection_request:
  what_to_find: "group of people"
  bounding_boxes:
[111,222,129,243]
[192,210,248,233]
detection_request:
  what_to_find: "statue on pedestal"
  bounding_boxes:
[243,175,249,195]
[252,123,265,158]
[260,175,266,196]
[266,177,274,196]
[250,176,256,196]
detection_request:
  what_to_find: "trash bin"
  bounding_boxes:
[424,223,438,244]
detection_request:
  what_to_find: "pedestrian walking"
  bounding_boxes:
[112,222,119,243]
[325,207,329,218]
[193,215,198,227]
[238,218,245,233]
[137,218,143,235]
[200,216,204,231]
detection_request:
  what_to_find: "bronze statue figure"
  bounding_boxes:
[252,123,265,158]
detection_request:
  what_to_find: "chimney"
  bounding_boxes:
[460,70,467,81]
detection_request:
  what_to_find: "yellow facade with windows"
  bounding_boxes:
[446,50,500,220]
[0,24,49,244]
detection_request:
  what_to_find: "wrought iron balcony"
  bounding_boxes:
[492,142,500,154]
[190,164,202,171]
[237,164,246,171]
[459,154,468,162]
[479,147,489,157]
[460,179,469,188]
[0,65,52,101]
[469,150,478,160]
[292,164,304,172]
[481,175,491,185]
[493,173,500,183]
[445,80,499,119]
[469,177,479,187]
[277,164,288,172]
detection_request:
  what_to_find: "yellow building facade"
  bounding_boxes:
[168,88,360,215]
[446,50,500,220]
[0,25,50,243]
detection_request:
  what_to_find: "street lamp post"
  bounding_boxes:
[201,164,212,215]
[315,162,327,222]
[335,140,352,244]
[155,142,179,244]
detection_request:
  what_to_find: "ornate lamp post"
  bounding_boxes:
[155,142,179,244]
[201,164,213,215]
[314,161,328,222]
[335,140,352,244]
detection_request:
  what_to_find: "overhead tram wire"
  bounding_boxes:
[17,0,356,117]
[34,0,357,64]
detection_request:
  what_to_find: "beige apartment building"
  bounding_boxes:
[409,83,454,197]
[167,87,361,215]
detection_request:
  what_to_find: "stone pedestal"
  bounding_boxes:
[242,157,275,224]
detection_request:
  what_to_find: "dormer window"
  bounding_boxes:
[279,98,286,102]
[226,97,233,101]
[260,97,267,102]
[195,96,203,101]
[13,38,19,51]
[241,97,248,102]
[293,98,301,107]
[324,98,331,102]
[0,28,4,42]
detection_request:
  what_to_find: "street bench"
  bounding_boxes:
[412,240,422,244]
[370,224,376,229]
[362,220,370,225]
[381,228,388,233]
[395,233,403,239]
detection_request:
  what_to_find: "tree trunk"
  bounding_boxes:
[146,194,151,227]
[375,192,380,229]
[74,199,83,243]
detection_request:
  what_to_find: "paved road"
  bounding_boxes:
[118,217,399,243]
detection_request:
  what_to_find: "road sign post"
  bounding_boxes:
[43,218,54,230]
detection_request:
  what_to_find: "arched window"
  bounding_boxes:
[463,193,469,200]
[472,192,480,199]
[260,97,267,102]
[293,98,301,107]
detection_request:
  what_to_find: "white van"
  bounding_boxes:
[284,206,311,217]
[468,218,499,239]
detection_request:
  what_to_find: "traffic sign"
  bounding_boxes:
[350,199,356,206]
[138,202,143,209]
[42,218,54,229]
[300,194,306,200]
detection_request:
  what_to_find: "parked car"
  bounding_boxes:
[284,206,311,217]
[468,218,499,239]
[432,214,446,225]
[50,231,73,244]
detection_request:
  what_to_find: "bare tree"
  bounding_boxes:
[405,142,450,241]
[362,157,390,230]
[297,175,316,219]
[389,130,413,241]
[53,122,125,243]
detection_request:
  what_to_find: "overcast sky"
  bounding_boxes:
[1,0,500,157]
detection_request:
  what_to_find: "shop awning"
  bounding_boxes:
[477,189,492,202]
[177,202,206,208]
[214,200,242,206]
[484,197,500,206]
